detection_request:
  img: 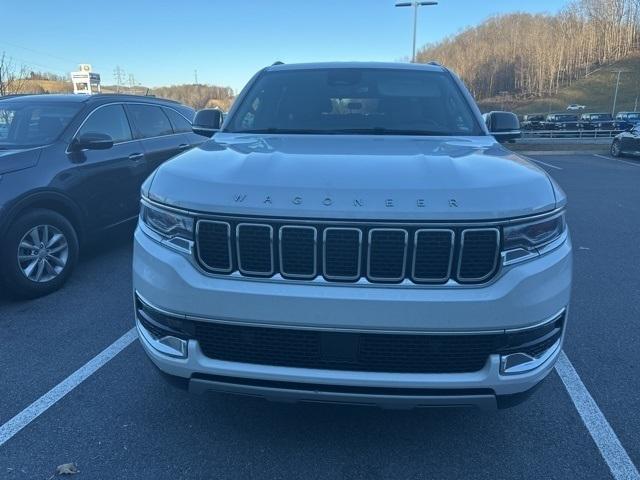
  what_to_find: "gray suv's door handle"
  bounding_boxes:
[178,144,190,150]
[129,153,144,161]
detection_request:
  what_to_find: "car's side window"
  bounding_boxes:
[78,104,132,144]
[163,108,192,133]
[127,104,174,139]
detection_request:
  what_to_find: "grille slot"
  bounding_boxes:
[323,228,362,280]
[279,226,317,279]
[412,229,454,283]
[458,228,500,282]
[236,223,273,276]
[196,221,232,272]
[367,229,408,282]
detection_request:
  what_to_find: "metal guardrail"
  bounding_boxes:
[521,129,621,139]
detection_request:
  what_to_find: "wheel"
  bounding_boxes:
[611,140,622,157]
[0,209,79,299]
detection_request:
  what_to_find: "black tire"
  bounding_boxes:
[0,209,79,299]
[611,140,622,157]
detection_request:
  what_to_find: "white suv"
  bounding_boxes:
[133,62,572,409]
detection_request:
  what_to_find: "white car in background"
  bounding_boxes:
[567,104,586,111]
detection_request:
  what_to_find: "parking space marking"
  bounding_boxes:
[0,328,137,448]
[525,157,563,170]
[594,154,640,168]
[556,351,640,480]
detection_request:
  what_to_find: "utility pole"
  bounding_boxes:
[194,69,198,85]
[113,66,125,93]
[395,1,438,63]
[128,73,136,94]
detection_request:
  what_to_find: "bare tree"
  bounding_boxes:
[0,52,28,97]
[415,0,640,101]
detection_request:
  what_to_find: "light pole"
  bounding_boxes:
[610,69,630,116]
[395,1,438,63]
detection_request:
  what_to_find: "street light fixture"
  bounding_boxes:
[395,1,438,63]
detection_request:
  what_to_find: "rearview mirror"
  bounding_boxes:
[193,109,224,137]
[71,132,114,151]
[484,111,521,143]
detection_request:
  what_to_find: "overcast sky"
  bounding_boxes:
[2,0,564,92]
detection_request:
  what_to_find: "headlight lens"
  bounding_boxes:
[140,201,194,240]
[503,212,566,252]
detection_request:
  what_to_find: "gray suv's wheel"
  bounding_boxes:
[611,140,622,157]
[0,209,79,299]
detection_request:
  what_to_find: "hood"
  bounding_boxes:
[0,147,42,175]
[148,134,557,221]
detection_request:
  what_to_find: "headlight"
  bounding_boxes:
[140,200,194,252]
[503,212,566,252]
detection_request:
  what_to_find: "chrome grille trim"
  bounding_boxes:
[278,226,318,279]
[367,228,408,282]
[322,227,362,281]
[236,223,274,276]
[193,215,504,286]
[457,228,500,282]
[195,220,233,273]
[411,228,455,283]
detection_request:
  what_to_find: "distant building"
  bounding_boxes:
[71,64,101,95]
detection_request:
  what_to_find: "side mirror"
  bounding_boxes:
[193,109,223,137]
[71,132,114,151]
[485,111,521,143]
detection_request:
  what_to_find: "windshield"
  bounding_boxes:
[552,115,577,121]
[0,101,82,149]
[226,68,483,136]
[590,114,612,120]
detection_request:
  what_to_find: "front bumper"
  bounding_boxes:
[133,226,572,409]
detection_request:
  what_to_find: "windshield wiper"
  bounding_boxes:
[325,128,453,136]
[232,128,329,134]
[231,127,456,136]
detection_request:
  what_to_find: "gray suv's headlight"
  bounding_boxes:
[140,200,194,252]
[504,212,565,251]
[503,211,566,264]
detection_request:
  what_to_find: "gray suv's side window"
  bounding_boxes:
[127,104,174,139]
[163,107,192,133]
[78,104,132,143]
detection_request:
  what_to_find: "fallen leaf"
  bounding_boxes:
[56,463,79,475]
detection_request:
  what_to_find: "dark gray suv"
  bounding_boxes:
[0,94,206,298]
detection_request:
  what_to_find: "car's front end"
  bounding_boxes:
[133,63,572,409]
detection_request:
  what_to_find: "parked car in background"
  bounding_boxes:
[0,94,206,298]
[614,111,640,130]
[566,104,586,111]
[610,125,640,157]
[544,113,579,130]
[134,62,571,410]
[578,112,615,130]
[521,114,546,130]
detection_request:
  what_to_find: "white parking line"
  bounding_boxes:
[525,157,563,170]
[556,351,640,480]
[0,328,137,448]
[594,154,640,168]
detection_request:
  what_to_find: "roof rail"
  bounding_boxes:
[272,61,285,66]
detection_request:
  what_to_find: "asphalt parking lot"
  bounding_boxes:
[1,153,639,479]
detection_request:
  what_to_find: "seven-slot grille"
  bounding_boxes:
[196,218,500,285]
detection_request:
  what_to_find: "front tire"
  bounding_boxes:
[611,140,622,157]
[0,209,79,299]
